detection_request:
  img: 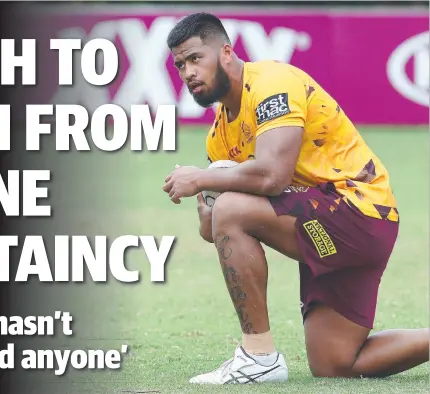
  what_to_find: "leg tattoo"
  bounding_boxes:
[216,235,257,334]
[216,235,233,260]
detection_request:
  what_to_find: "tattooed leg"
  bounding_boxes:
[212,218,278,356]
[214,230,270,335]
[210,191,302,356]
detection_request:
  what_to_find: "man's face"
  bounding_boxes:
[172,36,231,108]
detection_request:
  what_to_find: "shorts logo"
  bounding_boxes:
[255,93,291,125]
[284,186,309,193]
[303,220,337,258]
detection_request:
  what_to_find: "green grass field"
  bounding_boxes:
[17,126,428,394]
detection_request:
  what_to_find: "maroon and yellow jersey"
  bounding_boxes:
[206,61,398,222]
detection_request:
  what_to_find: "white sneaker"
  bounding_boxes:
[189,345,289,384]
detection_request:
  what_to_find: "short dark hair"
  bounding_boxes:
[167,13,231,50]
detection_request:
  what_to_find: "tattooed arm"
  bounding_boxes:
[197,126,303,196]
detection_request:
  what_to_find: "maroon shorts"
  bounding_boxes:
[268,183,399,329]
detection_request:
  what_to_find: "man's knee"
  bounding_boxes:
[308,357,356,378]
[211,192,300,259]
[305,305,370,378]
[212,192,258,229]
[306,331,363,378]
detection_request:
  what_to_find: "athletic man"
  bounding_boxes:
[162,13,429,384]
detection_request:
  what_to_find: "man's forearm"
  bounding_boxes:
[197,160,288,197]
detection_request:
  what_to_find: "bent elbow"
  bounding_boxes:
[262,177,287,196]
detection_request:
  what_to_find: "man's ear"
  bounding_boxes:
[221,43,234,62]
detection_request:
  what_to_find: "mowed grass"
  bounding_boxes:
[20,126,428,393]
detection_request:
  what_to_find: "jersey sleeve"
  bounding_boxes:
[251,71,307,137]
[206,106,229,164]
[206,130,218,164]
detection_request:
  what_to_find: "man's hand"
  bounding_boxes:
[196,193,213,243]
[163,165,203,204]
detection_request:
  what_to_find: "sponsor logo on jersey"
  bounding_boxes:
[241,122,254,144]
[255,93,291,125]
[228,146,242,159]
[303,220,337,258]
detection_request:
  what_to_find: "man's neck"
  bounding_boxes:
[221,60,245,122]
